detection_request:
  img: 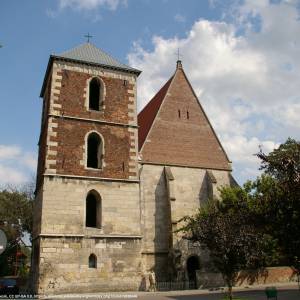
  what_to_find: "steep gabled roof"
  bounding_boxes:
[138,76,173,150]
[40,43,141,97]
[138,61,231,171]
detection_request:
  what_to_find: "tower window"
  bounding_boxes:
[178,110,181,118]
[88,254,97,268]
[85,191,101,228]
[187,111,189,119]
[89,78,101,111]
[87,132,103,169]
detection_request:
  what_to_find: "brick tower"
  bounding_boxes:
[32,43,142,294]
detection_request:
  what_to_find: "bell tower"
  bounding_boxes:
[32,43,142,294]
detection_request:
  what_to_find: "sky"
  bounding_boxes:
[0,0,300,187]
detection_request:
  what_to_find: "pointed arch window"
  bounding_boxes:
[85,190,102,228]
[88,254,97,268]
[89,77,102,111]
[87,132,103,169]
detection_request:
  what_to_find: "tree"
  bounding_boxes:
[256,138,300,272]
[0,184,34,276]
[181,185,273,300]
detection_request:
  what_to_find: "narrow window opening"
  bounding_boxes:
[87,133,102,169]
[89,78,101,111]
[187,111,189,119]
[85,192,101,228]
[123,80,128,86]
[89,254,97,268]
[178,110,181,118]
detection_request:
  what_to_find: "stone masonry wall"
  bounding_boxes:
[140,164,233,279]
[37,236,142,294]
[33,176,142,294]
[37,177,141,236]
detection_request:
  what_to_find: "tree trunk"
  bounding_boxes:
[228,285,233,300]
[225,276,233,300]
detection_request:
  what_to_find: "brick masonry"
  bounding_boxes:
[140,66,231,171]
[36,60,139,193]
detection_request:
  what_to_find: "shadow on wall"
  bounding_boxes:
[237,268,269,286]
[154,171,172,281]
[198,171,210,206]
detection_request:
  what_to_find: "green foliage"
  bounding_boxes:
[0,184,34,276]
[0,186,34,241]
[180,138,300,298]
[181,186,273,300]
[256,138,300,271]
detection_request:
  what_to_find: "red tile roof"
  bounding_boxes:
[138,76,173,150]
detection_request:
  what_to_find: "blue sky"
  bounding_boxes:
[1,0,300,186]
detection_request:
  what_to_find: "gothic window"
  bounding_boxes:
[87,132,103,169]
[88,254,97,268]
[85,190,101,228]
[89,77,101,111]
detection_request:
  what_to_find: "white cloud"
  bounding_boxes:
[57,0,127,11]
[128,0,300,183]
[21,153,37,171]
[222,135,279,182]
[0,164,27,186]
[0,145,21,160]
[0,145,37,187]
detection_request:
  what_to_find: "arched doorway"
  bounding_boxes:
[186,256,200,285]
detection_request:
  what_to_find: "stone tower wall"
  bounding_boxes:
[33,177,142,294]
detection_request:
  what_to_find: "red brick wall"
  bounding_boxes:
[36,76,52,190]
[49,118,134,179]
[236,266,297,286]
[58,69,134,123]
[38,66,137,182]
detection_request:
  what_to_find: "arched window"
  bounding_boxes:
[89,78,101,111]
[88,254,97,268]
[87,132,103,169]
[85,190,101,228]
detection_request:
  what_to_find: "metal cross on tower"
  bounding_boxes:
[84,33,93,43]
[176,48,182,61]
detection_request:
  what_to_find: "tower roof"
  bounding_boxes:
[138,61,231,171]
[57,43,140,74]
[40,43,141,97]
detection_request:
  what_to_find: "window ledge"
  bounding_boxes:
[88,108,105,112]
[85,167,104,171]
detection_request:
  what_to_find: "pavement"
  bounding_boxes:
[42,282,300,300]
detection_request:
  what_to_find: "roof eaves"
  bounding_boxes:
[40,56,54,98]
[138,75,174,151]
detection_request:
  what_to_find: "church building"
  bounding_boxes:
[31,42,235,294]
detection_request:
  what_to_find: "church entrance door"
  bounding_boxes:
[186,256,200,288]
